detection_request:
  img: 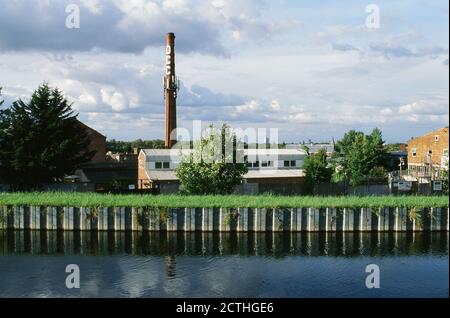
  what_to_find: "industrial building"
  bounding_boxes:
[134,33,308,195]
[138,148,306,194]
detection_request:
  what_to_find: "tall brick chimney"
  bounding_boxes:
[164,32,178,148]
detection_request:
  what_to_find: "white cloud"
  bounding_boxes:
[100,87,129,112]
[162,0,190,15]
[78,93,97,106]
[398,100,448,115]
[380,108,393,116]
[81,0,103,15]
[0,0,448,143]
[270,100,280,111]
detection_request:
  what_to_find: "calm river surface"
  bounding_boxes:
[0,230,448,298]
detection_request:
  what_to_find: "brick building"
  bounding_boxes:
[76,121,107,163]
[407,127,449,179]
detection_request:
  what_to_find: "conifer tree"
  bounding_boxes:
[0,83,94,189]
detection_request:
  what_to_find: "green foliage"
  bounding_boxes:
[303,147,333,194]
[385,143,406,152]
[367,166,388,184]
[332,128,388,186]
[0,83,94,189]
[0,193,447,209]
[106,139,165,153]
[176,124,248,195]
[442,163,449,195]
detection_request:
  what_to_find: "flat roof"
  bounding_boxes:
[142,148,306,157]
[147,170,179,181]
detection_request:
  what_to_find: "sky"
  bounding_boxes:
[0,0,448,143]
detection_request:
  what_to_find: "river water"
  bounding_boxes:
[0,231,448,298]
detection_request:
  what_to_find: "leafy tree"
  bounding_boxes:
[385,143,406,152]
[303,147,333,194]
[0,83,94,189]
[176,124,248,195]
[332,128,388,186]
[367,166,388,184]
[442,162,449,195]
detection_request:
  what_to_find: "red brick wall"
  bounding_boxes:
[138,151,151,189]
[77,121,107,163]
[408,127,449,167]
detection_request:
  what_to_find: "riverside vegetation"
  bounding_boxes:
[0,193,447,209]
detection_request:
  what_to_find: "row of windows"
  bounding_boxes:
[411,148,449,157]
[246,161,275,168]
[154,160,299,169]
[246,160,298,168]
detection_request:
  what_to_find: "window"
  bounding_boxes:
[411,148,417,157]
[435,135,440,142]
[284,160,297,167]
[261,161,273,168]
[155,162,170,169]
[247,161,260,168]
[428,150,433,156]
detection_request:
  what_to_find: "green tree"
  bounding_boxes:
[442,162,449,195]
[332,128,388,186]
[385,143,406,152]
[176,124,248,195]
[0,83,94,189]
[303,147,333,194]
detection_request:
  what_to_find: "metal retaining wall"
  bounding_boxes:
[0,206,448,232]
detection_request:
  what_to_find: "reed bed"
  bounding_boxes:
[0,192,448,209]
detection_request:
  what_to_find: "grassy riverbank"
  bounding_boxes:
[0,192,448,209]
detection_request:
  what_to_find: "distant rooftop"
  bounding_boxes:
[286,143,334,153]
[141,148,306,157]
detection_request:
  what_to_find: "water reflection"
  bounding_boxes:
[0,230,448,257]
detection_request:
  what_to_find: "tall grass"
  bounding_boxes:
[0,192,448,209]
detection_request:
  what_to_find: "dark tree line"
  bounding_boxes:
[0,83,94,190]
[106,139,165,153]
